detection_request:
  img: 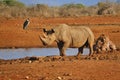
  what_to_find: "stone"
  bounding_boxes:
[57,76,62,80]
[25,76,29,79]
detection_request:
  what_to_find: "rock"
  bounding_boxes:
[51,64,55,67]
[99,56,105,60]
[25,76,29,79]
[29,60,32,63]
[40,77,49,80]
[95,57,99,60]
[63,73,72,76]
[57,76,62,80]
[28,56,39,61]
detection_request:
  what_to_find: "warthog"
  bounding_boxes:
[101,34,116,51]
[40,24,94,56]
[94,34,116,53]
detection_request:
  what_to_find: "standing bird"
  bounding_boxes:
[23,18,30,29]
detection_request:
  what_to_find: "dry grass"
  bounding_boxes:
[0,2,120,18]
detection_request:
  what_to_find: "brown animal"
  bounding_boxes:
[102,35,116,51]
[94,34,116,53]
[40,24,94,56]
[94,40,103,53]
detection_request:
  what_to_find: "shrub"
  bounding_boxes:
[1,0,25,7]
[0,1,120,18]
[97,2,116,15]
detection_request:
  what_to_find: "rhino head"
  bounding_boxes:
[40,28,56,46]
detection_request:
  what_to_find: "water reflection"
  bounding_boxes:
[0,48,89,60]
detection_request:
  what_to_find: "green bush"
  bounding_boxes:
[1,0,25,7]
[62,3,85,9]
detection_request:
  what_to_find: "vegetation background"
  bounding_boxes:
[0,0,120,18]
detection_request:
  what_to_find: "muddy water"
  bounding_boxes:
[0,48,89,60]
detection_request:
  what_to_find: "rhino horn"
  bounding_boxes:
[39,36,47,45]
[43,33,47,38]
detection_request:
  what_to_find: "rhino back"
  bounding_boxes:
[53,24,94,47]
[70,26,93,47]
[53,24,71,42]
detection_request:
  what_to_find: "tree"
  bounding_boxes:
[1,0,25,7]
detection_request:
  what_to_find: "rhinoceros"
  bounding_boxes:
[40,24,94,56]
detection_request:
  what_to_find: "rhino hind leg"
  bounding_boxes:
[77,40,89,56]
[77,46,84,56]
[89,43,94,56]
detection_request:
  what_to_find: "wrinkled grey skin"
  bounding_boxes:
[40,24,94,56]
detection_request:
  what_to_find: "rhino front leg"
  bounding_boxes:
[57,42,66,56]
[57,42,69,56]
[60,47,67,56]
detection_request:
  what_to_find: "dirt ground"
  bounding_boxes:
[0,16,120,48]
[0,16,120,80]
[0,52,120,80]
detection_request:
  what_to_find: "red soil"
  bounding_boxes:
[0,16,120,48]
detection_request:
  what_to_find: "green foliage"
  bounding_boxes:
[36,4,48,8]
[63,3,85,8]
[0,0,25,7]
[97,2,105,8]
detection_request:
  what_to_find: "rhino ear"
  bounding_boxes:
[43,28,47,33]
[51,29,55,33]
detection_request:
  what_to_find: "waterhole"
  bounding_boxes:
[0,48,89,60]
